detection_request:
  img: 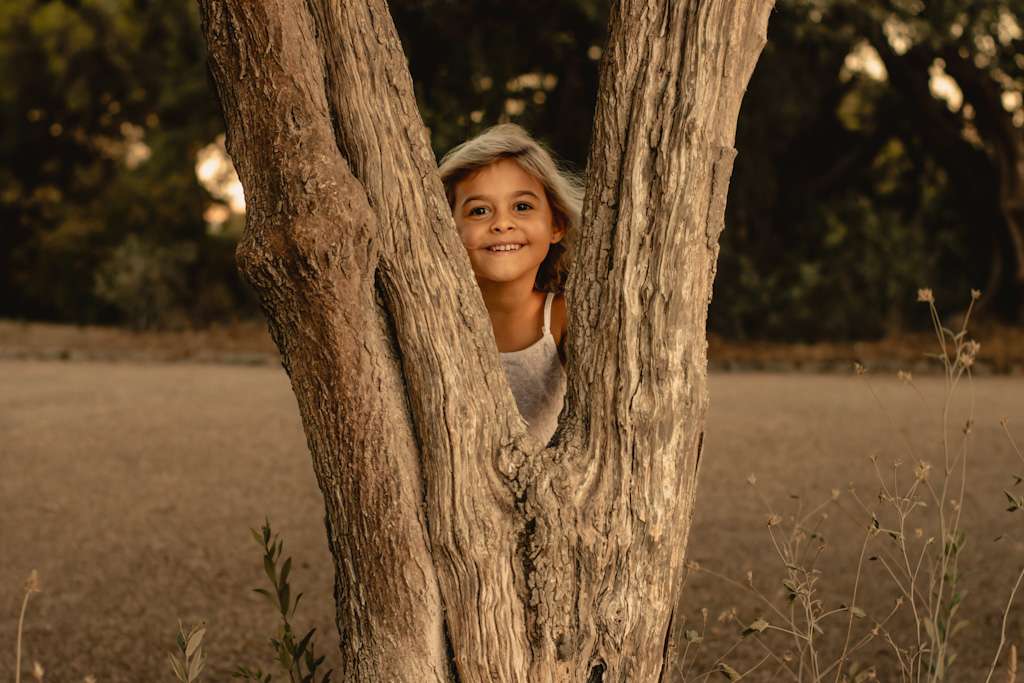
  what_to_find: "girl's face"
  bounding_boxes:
[453,158,564,290]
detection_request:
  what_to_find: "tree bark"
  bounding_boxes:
[197,1,773,680]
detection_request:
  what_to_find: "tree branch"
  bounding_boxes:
[516,2,773,678]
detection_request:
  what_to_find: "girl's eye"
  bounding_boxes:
[468,206,488,217]
[515,202,533,211]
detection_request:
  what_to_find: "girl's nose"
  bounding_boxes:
[490,209,515,232]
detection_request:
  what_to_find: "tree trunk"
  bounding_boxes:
[197,1,773,680]
[845,4,1020,319]
[941,47,1024,319]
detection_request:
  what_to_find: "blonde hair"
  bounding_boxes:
[438,123,583,293]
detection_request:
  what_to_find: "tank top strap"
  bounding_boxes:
[542,291,554,336]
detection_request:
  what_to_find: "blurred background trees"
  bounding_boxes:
[0,1,246,328]
[2,0,1022,339]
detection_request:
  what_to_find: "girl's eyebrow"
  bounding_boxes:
[460,190,541,207]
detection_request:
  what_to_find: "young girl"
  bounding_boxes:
[438,124,583,444]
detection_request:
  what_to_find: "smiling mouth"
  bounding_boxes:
[485,244,525,253]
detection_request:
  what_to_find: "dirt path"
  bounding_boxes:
[2,361,1023,681]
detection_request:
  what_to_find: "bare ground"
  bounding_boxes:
[2,360,1024,681]
[4,318,1024,374]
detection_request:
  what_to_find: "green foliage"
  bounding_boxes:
[713,0,1007,340]
[390,0,607,166]
[394,0,1022,338]
[0,0,254,327]
[2,0,1021,336]
[233,520,333,683]
[93,234,197,329]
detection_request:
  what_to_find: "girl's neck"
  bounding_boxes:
[476,277,538,318]
[476,278,545,352]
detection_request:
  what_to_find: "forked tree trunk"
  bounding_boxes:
[197,1,773,680]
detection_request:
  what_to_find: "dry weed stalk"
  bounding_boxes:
[682,289,1024,682]
[15,569,41,683]
[11,569,99,683]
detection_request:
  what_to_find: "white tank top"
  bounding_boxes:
[499,292,567,445]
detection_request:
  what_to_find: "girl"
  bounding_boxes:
[438,124,583,444]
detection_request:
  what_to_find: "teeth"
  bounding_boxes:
[488,244,522,252]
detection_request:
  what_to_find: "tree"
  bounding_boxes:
[0,0,247,326]
[827,0,1024,318]
[388,0,609,166]
[197,1,771,679]
[712,0,1021,340]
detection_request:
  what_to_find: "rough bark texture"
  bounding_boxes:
[197,0,773,680]
[549,3,772,679]
[196,3,450,679]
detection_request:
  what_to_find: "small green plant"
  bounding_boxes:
[232,520,333,683]
[168,621,208,683]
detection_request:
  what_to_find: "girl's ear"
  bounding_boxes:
[551,215,566,244]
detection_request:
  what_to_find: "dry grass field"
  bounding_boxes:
[3,357,1024,681]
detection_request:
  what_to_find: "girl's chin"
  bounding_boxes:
[473,272,539,288]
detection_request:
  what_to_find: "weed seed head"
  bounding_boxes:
[24,569,41,594]
[914,461,931,482]
[746,473,757,486]
[897,370,913,383]
[854,362,866,375]
[917,288,935,303]
[767,513,783,527]
[32,661,44,682]
[971,288,981,300]
[957,339,981,369]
